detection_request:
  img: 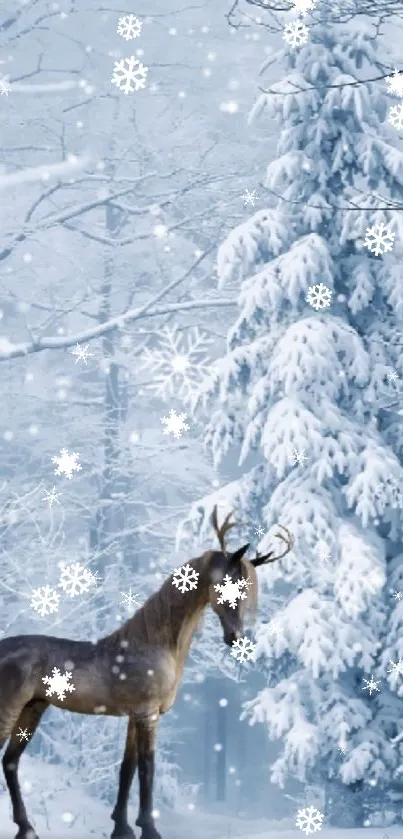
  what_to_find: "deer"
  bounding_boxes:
[0,506,293,839]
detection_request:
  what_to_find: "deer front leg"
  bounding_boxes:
[135,715,161,839]
[111,717,137,839]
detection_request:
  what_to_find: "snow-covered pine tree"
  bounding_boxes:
[183,13,403,829]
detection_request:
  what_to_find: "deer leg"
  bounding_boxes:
[135,716,161,839]
[111,716,137,839]
[2,699,48,839]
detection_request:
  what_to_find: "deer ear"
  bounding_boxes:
[231,543,250,563]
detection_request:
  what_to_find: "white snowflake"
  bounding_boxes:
[117,14,142,40]
[296,806,324,835]
[111,57,148,94]
[293,0,317,13]
[70,343,93,364]
[42,667,75,701]
[86,569,101,587]
[121,588,141,612]
[242,189,258,207]
[363,222,395,256]
[306,283,332,310]
[387,658,403,677]
[388,102,403,131]
[17,728,31,742]
[214,574,251,609]
[254,525,265,538]
[230,636,256,663]
[172,563,199,593]
[141,326,212,403]
[291,447,307,465]
[161,409,189,439]
[337,741,347,755]
[58,562,93,597]
[392,590,403,601]
[42,486,61,506]
[386,368,399,384]
[52,448,82,479]
[283,20,309,49]
[386,69,403,97]
[0,77,10,96]
[30,585,60,617]
[362,675,381,695]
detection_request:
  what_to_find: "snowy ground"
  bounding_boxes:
[0,756,399,838]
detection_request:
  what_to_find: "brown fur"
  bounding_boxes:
[0,544,257,839]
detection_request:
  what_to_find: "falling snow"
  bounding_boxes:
[70,343,93,364]
[30,585,60,617]
[363,222,395,255]
[42,486,61,506]
[242,189,258,207]
[111,57,148,94]
[291,448,308,466]
[295,806,324,835]
[141,326,212,403]
[42,667,75,701]
[58,562,93,597]
[306,283,332,310]
[283,20,309,49]
[121,588,141,612]
[172,563,199,593]
[214,574,252,609]
[117,14,142,40]
[362,675,381,695]
[230,636,256,663]
[52,448,82,479]
[161,409,189,439]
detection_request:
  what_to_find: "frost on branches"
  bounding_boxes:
[187,15,403,828]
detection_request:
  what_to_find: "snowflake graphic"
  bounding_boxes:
[0,77,10,96]
[386,368,399,384]
[388,102,403,131]
[230,636,256,663]
[141,326,212,403]
[283,20,309,49]
[42,486,61,506]
[214,574,251,609]
[306,283,332,310]
[293,0,317,13]
[254,525,265,538]
[362,675,381,695]
[111,57,148,94]
[392,590,403,601]
[337,741,347,755]
[58,562,93,597]
[121,588,141,612]
[296,806,324,835]
[70,343,93,364]
[17,728,31,742]
[363,222,395,256]
[242,189,258,207]
[291,448,307,466]
[161,409,189,439]
[86,569,101,587]
[42,668,75,701]
[52,448,82,479]
[30,585,60,617]
[387,658,403,677]
[172,563,199,593]
[117,14,142,40]
[386,69,403,97]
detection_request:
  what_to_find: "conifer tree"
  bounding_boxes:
[185,14,403,827]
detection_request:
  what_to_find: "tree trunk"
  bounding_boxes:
[215,696,227,802]
[325,778,364,827]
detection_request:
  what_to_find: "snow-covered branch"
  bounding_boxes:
[0,155,91,191]
[0,299,236,361]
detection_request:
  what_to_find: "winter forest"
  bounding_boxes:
[1,0,403,837]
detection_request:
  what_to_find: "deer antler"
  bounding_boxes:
[211,505,246,554]
[250,524,293,568]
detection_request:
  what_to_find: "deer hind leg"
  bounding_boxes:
[135,715,161,839]
[2,699,48,839]
[111,716,137,839]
